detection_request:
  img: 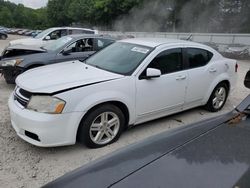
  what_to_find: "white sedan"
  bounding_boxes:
[8,38,238,148]
[9,27,98,47]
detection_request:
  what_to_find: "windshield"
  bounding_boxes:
[43,36,73,51]
[85,42,152,75]
[34,28,55,39]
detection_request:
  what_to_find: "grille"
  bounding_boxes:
[14,87,31,107]
[19,88,32,99]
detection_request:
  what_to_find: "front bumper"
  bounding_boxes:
[8,93,83,147]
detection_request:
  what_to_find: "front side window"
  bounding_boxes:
[85,42,152,75]
[186,48,213,69]
[147,48,183,75]
[63,38,94,53]
[48,29,67,40]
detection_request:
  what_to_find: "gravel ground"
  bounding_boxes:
[0,35,249,188]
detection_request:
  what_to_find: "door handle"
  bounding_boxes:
[176,75,187,81]
[209,68,217,73]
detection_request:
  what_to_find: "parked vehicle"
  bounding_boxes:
[9,29,23,35]
[0,35,115,84]
[17,29,29,35]
[31,30,42,37]
[0,27,11,34]
[43,70,250,188]
[9,27,98,47]
[0,31,8,40]
[224,43,249,59]
[8,38,238,148]
[24,30,34,36]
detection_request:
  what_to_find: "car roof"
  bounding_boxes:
[50,27,96,31]
[65,34,116,40]
[120,38,206,48]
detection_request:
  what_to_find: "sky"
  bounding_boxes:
[6,0,48,9]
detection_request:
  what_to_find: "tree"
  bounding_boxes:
[47,0,72,26]
[0,6,14,27]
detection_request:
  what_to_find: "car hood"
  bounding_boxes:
[6,44,46,52]
[16,61,124,93]
[9,38,44,47]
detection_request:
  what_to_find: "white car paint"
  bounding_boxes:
[9,27,98,47]
[8,38,238,147]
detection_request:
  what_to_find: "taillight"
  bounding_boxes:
[235,63,238,73]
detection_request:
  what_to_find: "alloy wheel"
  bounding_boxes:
[89,112,120,145]
[212,87,226,109]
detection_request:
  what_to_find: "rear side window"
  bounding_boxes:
[186,48,213,69]
[148,48,183,75]
[69,29,95,34]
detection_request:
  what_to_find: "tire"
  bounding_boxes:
[3,70,17,84]
[205,83,229,112]
[77,104,125,148]
[1,35,7,40]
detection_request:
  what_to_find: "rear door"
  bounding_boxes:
[183,47,217,108]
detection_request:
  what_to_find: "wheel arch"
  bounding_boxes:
[204,78,231,104]
[76,100,130,140]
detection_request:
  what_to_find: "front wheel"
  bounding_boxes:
[1,35,7,40]
[77,104,125,148]
[205,83,229,112]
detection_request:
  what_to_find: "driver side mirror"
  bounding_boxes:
[244,70,250,89]
[140,68,161,80]
[44,36,51,40]
[62,50,70,56]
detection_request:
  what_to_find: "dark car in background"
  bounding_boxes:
[0,31,8,40]
[0,35,115,84]
[44,71,250,188]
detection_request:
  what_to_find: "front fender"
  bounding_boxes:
[73,90,135,125]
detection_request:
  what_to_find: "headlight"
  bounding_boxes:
[27,95,66,114]
[1,59,23,66]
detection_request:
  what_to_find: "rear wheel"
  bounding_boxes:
[205,83,229,112]
[78,104,125,148]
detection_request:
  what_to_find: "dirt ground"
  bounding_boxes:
[0,35,249,188]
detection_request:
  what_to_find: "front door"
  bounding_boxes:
[136,48,187,122]
[56,38,95,62]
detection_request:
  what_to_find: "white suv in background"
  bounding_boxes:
[9,27,98,47]
[8,38,238,148]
